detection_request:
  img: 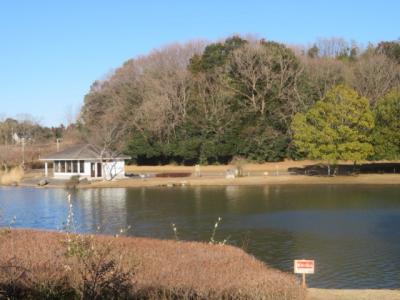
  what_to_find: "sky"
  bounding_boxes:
[0,0,399,126]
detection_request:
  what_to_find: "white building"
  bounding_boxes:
[39,144,130,180]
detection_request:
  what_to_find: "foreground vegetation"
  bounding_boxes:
[0,229,305,299]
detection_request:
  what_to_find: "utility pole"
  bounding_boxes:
[56,138,62,152]
[21,138,25,166]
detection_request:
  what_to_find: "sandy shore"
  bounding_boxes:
[80,174,400,189]
[308,288,400,300]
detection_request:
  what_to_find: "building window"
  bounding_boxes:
[61,161,66,172]
[67,161,72,173]
[80,160,84,173]
[72,160,78,173]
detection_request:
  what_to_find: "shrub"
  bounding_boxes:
[65,175,80,189]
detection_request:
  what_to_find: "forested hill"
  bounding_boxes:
[80,36,400,165]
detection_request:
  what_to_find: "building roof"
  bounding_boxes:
[39,144,130,161]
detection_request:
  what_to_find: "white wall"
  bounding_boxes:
[103,160,125,180]
[53,159,125,180]
[83,161,91,177]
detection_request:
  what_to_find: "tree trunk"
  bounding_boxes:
[327,164,331,176]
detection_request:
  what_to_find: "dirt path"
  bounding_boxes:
[308,288,400,300]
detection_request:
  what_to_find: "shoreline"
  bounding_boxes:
[7,173,400,189]
[3,160,399,189]
[82,174,400,189]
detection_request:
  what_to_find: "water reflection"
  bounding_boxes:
[73,188,128,233]
[0,185,399,288]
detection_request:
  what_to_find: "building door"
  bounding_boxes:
[91,163,95,177]
[97,162,102,178]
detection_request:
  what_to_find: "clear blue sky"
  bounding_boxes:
[1,0,399,126]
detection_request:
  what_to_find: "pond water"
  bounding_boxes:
[0,185,399,288]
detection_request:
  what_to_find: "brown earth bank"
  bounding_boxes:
[84,174,400,189]
[4,160,400,188]
[308,288,400,300]
[126,160,400,175]
[125,160,313,173]
[0,229,305,299]
[125,160,400,175]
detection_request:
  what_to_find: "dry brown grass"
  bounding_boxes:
[0,167,24,185]
[125,160,400,174]
[0,229,306,299]
[125,160,314,174]
[0,142,77,169]
[84,174,400,189]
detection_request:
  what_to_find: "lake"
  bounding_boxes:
[0,185,399,288]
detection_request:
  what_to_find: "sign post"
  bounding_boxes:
[294,260,315,287]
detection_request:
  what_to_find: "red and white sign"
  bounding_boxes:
[294,260,315,274]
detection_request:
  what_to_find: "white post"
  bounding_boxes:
[45,162,48,177]
[56,138,60,152]
[21,138,25,166]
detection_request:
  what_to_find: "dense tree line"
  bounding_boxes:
[0,116,80,147]
[0,117,62,145]
[80,37,400,165]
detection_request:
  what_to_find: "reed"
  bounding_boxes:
[0,166,24,185]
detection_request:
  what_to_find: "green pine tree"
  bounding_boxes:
[292,85,375,175]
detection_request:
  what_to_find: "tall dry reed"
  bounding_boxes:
[0,167,24,185]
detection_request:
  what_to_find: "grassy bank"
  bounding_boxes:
[84,174,400,189]
[91,160,400,188]
[124,160,400,174]
[8,160,400,188]
[0,229,305,299]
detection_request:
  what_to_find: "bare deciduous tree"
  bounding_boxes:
[351,53,400,106]
[226,42,303,124]
[131,41,206,140]
[190,73,236,137]
[301,56,347,100]
[315,37,350,58]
